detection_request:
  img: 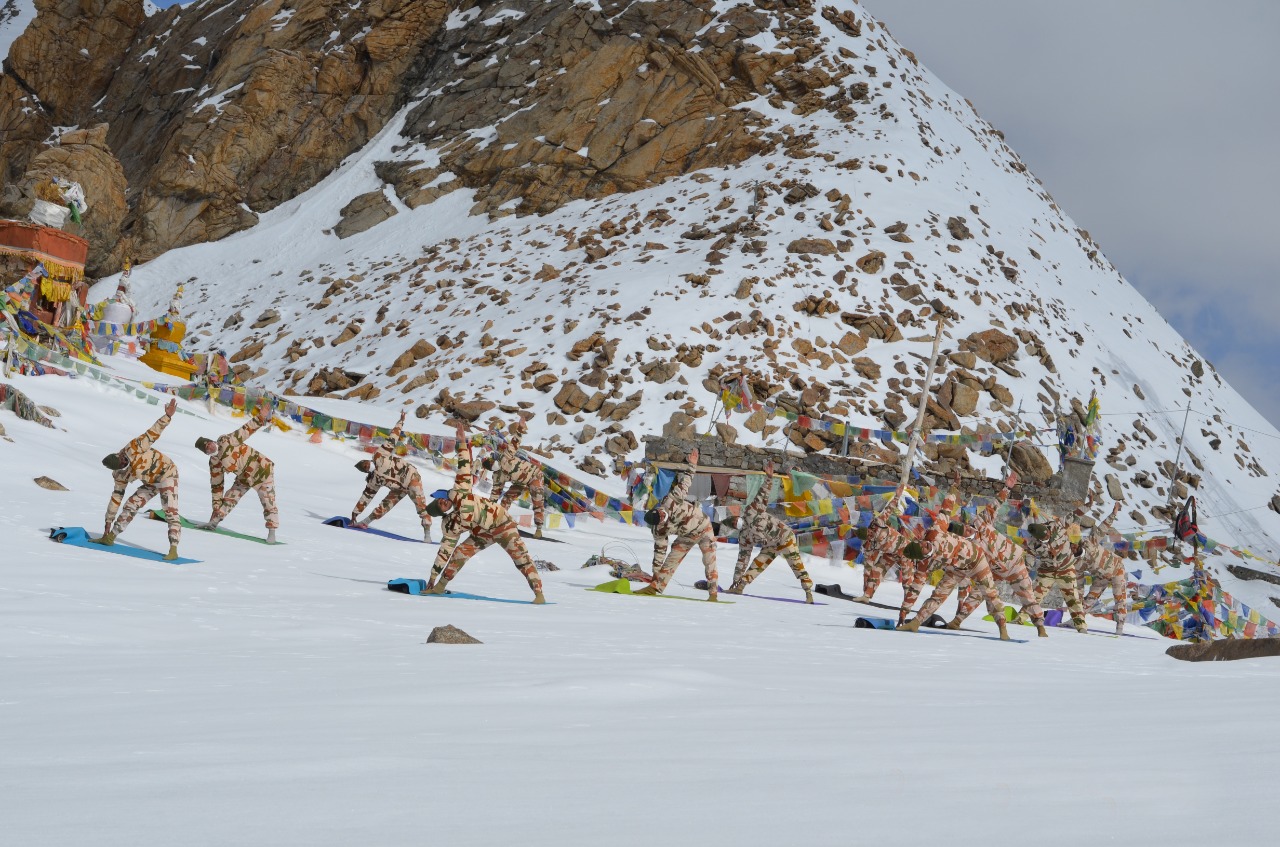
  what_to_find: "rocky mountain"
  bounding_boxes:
[3,0,1279,577]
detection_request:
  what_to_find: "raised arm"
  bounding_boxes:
[226,405,271,448]
[133,399,178,451]
[666,448,698,504]
[453,421,474,496]
[379,411,407,457]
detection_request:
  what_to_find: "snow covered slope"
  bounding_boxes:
[95,4,1278,577]
[2,366,1278,847]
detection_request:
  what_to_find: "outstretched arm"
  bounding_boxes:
[226,405,271,448]
[452,421,474,496]
[134,399,178,451]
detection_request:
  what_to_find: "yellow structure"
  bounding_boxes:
[140,319,198,381]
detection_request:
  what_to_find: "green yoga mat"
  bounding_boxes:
[149,510,280,545]
[588,579,734,603]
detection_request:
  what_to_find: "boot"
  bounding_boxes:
[996,618,1011,641]
[1074,622,1089,635]
[897,617,922,632]
[707,589,719,602]
[426,580,450,595]
[633,584,661,596]
[850,594,873,603]
[804,590,815,605]
[91,531,116,546]
[1036,622,1049,638]
[1115,622,1125,637]
[266,529,277,545]
[164,545,180,561]
[534,527,544,540]
[726,581,745,595]
[944,618,962,630]
[532,591,547,605]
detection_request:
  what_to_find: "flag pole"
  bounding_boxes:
[896,316,946,498]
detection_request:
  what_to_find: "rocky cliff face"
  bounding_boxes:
[1,0,797,274]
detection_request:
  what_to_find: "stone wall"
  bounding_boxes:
[643,433,1093,516]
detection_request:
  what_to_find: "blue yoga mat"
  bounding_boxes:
[387,578,548,605]
[49,527,200,565]
[324,516,429,544]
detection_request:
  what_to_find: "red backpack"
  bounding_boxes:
[1174,496,1199,543]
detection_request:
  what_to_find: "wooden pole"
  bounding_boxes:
[896,316,946,498]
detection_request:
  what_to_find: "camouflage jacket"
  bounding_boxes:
[1033,517,1078,576]
[435,436,516,570]
[738,473,794,550]
[112,411,177,489]
[367,420,421,491]
[652,468,712,565]
[210,417,273,494]
[493,435,542,490]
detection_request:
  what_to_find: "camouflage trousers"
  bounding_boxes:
[652,530,718,593]
[733,537,814,593]
[1034,571,1087,631]
[361,480,432,534]
[499,480,546,530]
[955,568,1044,626]
[913,562,1003,624]
[863,556,930,623]
[113,477,180,546]
[1081,572,1128,634]
[433,521,542,595]
[212,475,279,529]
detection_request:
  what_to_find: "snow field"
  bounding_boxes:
[2,368,1278,846]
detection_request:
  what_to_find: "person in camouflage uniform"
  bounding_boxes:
[424,422,545,603]
[1028,511,1088,634]
[638,448,718,601]
[486,419,547,539]
[729,459,814,603]
[1076,502,1129,635]
[954,491,1048,637]
[350,411,433,541]
[195,405,279,542]
[95,398,182,560]
[899,522,1011,640]
[853,493,937,624]
[854,503,927,603]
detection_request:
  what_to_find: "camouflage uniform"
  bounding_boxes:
[1031,516,1087,632]
[955,502,1044,626]
[352,420,432,536]
[732,470,813,595]
[649,468,718,593]
[1077,513,1129,634]
[105,411,180,545]
[492,430,546,530]
[860,509,929,624]
[208,417,278,529]
[430,436,542,594]
[908,530,1004,624]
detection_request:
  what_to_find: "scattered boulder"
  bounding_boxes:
[334,190,398,239]
[963,329,1019,363]
[426,625,482,644]
[787,237,837,255]
[946,216,973,240]
[855,250,886,274]
[1167,638,1280,662]
[1009,441,1053,483]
